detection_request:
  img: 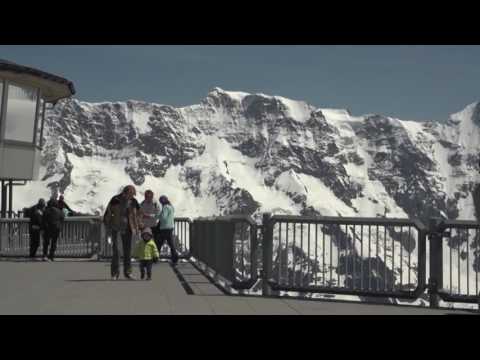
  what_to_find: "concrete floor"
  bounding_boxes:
[0,259,475,315]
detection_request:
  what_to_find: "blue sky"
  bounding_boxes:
[1,45,479,121]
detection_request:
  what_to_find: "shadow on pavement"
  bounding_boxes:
[66,279,141,282]
[0,258,92,263]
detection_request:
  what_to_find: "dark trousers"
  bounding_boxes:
[111,230,133,277]
[154,228,178,263]
[29,229,41,258]
[43,228,60,259]
[139,260,153,279]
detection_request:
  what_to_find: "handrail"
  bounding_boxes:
[271,215,427,231]
[0,216,102,223]
[442,219,480,228]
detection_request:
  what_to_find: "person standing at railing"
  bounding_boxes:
[58,195,75,217]
[42,199,65,261]
[154,195,178,265]
[103,185,143,280]
[25,199,46,259]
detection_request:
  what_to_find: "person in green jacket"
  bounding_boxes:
[154,195,178,265]
[133,227,160,280]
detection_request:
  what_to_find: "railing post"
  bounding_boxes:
[99,220,107,260]
[0,221,3,255]
[262,213,273,297]
[229,219,236,286]
[428,218,444,309]
[251,222,259,284]
[1,181,6,219]
[416,223,427,295]
[213,219,221,283]
[188,220,193,258]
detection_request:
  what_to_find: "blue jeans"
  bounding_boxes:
[139,260,153,279]
[111,230,133,277]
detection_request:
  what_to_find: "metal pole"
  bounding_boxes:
[262,213,273,296]
[428,218,444,309]
[1,181,6,218]
[8,180,13,218]
[188,221,193,258]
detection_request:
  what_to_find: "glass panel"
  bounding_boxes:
[36,98,45,147]
[5,83,38,143]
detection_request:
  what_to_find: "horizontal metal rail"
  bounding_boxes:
[270,215,426,228]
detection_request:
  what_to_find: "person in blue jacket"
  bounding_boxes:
[154,195,178,265]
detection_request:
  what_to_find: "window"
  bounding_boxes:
[4,83,38,143]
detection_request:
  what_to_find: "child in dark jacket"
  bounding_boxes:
[133,227,160,280]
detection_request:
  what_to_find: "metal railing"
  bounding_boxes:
[173,218,192,258]
[1,217,191,260]
[428,219,480,306]
[190,215,259,291]
[2,211,479,309]
[0,217,101,258]
[261,214,428,300]
[97,218,192,259]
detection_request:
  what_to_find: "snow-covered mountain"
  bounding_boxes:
[17,87,479,225]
